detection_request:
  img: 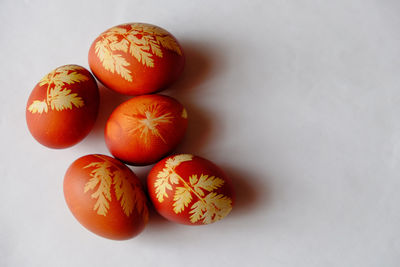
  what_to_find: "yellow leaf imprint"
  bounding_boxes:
[83,155,149,220]
[155,154,193,202]
[154,155,233,224]
[84,161,113,216]
[181,108,187,119]
[124,103,174,146]
[28,65,87,114]
[28,100,48,114]
[189,174,225,197]
[173,186,192,214]
[95,23,182,81]
[95,38,133,82]
[190,192,232,224]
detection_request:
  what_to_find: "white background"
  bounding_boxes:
[1,0,400,266]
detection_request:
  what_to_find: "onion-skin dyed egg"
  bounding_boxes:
[88,23,185,95]
[105,94,188,166]
[63,154,149,240]
[147,154,235,225]
[26,65,99,148]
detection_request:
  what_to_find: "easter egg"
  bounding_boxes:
[63,154,149,240]
[104,94,188,165]
[147,154,235,225]
[26,65,99,148]
[88,23,185,95]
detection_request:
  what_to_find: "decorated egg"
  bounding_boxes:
[105,94,188,165]
[147,154,235,225]
[26,65,99,149]
[88,23,185,95]
[63,154,149,240]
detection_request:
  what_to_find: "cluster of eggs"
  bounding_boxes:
[25,23,235,240]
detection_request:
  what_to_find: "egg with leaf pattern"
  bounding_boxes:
[147,154,235,225]
[63,154,149,240]
[88,22,185,95]
[25,64,99,149]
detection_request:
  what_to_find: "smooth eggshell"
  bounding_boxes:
[147,154,235,225]
[88,23,185,95]
[63,154,149,240]
[105,94,188,165]
[26,64,99,148]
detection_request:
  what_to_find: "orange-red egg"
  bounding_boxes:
[25,65,99,148]
[105,94,188,166]
[147,154,235,225]
[63,154,149,240]
[88,23,185,95]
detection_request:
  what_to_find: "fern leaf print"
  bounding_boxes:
[27,65,87,114]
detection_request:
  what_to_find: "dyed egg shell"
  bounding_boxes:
[26,65,99,149]
[63,154,149,240]
[105,94,188,165]
[88,23,185,95]
[147,154,235,225]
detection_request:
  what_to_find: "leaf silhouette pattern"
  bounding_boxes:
[181,108,188,119]
[154,155,233,224]
[95,23,182,81]
[155,154,193,202]
[83,156,148,220]
[190,192,232,224]
[28,100,48,114]
[84,161,113,216]
[49,87,84,111]
[190,174,225,197]
[113,168,135,217]
[173,186,192,213]
[28,65,87,114]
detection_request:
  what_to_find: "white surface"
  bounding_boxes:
[1,0,400,266]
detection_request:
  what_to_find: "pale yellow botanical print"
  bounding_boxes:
[95,23,182,82]
[187,177,232,224]
[181,108,187,119]
[154,155,233,224]
[155,154,194,202]
[83,155,149,221]
[28,65,87,114]
[124,103,174,145]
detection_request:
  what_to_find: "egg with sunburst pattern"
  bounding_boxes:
[88,23,185,95]
[105,94,188,165]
